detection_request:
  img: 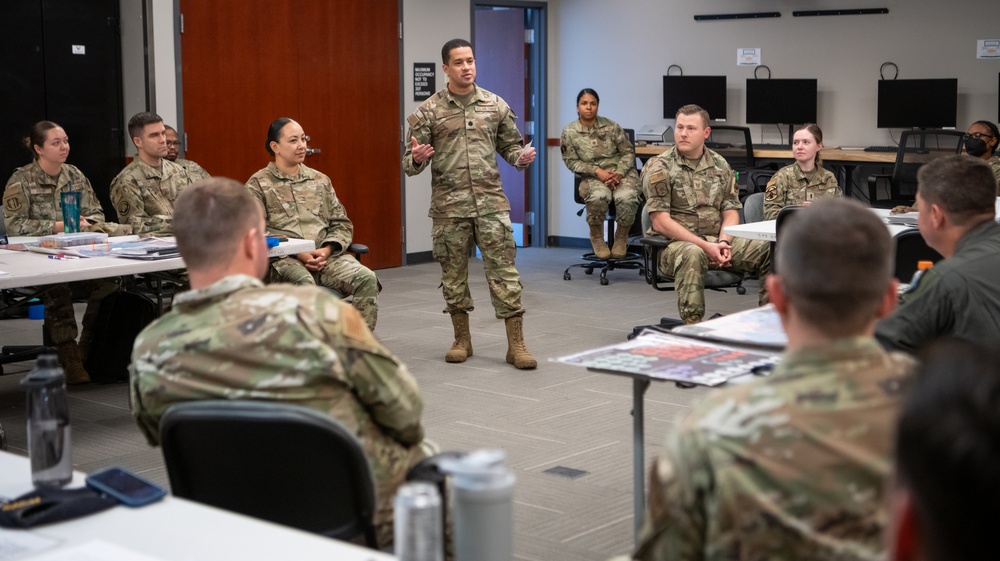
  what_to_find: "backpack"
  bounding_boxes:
[84,291,159,384]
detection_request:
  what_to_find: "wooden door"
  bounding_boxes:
[179,0,401,270]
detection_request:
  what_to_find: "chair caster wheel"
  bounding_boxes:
[564,273,571,281]
[600,277,609,286]
[585,268,594,275]
[737,287,747,295]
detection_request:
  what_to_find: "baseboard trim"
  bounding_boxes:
[546,236,591,249]
[405,251,434,265]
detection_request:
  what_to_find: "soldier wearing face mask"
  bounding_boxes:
[964,120,1000,190]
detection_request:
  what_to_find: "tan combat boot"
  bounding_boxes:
[589,223,610,259]
[504,316,537,370]
[57,341,91,385]
[445,312,473,363]
[78,328,94,364]
[610,226,630,259]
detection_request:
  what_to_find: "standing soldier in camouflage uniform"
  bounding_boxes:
[763,123,841,220]
[246,118,379,331]
[641,104,770,323]
[630,199,914,561]
[130,178,426,548]
[110,112,194,235]
[164,125,211,182]
[3,121,130,383]
[560,88,640,259]
[403,38,538,369]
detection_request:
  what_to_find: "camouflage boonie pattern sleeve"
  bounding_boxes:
[110,159,191,235]
[988,155,1000,191]
[3,162,106,235]
[560,121,597,176]
[763,164,842,220]
[129,275,424,451]
[640,147,737,239]
[402,86,523,218]
[246,162,354,253]
[634,337,914,561]
[610,120,637,178]
[176,158,211,182]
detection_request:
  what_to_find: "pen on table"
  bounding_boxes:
[48,254,79,260]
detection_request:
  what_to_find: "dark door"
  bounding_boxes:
[0,0,124,220]
[179,0,403,270]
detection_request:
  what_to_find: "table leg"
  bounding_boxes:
[632,376,650,543]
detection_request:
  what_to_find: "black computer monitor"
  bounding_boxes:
[876,79,957,129]
[745,79,818,125]
[663,76,727,121]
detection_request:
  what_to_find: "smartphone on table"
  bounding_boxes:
[85,467,166,507]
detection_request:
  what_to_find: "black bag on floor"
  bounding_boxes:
[84,291,159,384]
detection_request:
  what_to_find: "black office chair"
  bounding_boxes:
[563,128,646,285]
[705,126,757,195]
[160,400,379,548]
[893,229,943,282]
[639,207,747,295]
[867,129,965,208]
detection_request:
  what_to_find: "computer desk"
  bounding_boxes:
[635,145,898,198]
[0,450,394,560]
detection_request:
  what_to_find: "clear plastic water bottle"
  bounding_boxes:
[21,354,72,488]
[394,481,443,561]
[440,450,515,561]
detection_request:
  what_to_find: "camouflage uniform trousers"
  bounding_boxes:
[659,237,771,323]
[579,173,641,230]
[431,212,525,319]
[40,279,119,345]
[267,255,380,331]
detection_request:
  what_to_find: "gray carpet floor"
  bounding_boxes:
[0,246,763,560]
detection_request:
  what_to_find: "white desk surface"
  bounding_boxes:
[0,237,314,290]
[0,450,394,561]
[725,208,914,242]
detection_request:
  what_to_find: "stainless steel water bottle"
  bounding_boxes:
[21,353,72,488]
[395,481,443,561]
[440,449,515,561]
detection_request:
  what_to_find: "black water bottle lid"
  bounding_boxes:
[21,354,66,389]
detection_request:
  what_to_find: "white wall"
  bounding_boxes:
[549,0,999,240]
[150,0,178,131]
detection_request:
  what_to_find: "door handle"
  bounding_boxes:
[306,148,322,156]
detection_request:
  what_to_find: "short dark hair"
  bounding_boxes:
[172,177,263,271]
[164,125,177,134]
[441,38,472,64]
[895,339,1000,561]
[916,154,996,225]
[676,104,709,128]
[128,112,163,141]
[265,117,294,157]
[776,198,893,336]
[24,121,61,160]
[576,88,599,104]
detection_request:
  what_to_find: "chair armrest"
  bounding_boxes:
[868,174,891,202]
[346,243,369,257]
[639,236,670,249]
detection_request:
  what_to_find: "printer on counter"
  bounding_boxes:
[635,124,671,144]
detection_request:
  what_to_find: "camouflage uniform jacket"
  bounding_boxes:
[635,336,914,561]
[110,158,191,235]
[175,158,211,182]
[560,116,636,178]
[641,146,740,239]
[246,162,353,256]
[3,161,104,235]
[763,163,841,220]
[876,219,1000,353]
[987,154,1000,190]
[402,85,527,218]
[130,274,425,460]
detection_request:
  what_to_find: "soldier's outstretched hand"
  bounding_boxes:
[411,137,435,165]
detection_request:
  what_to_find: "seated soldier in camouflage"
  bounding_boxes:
[130,178,427,548]
[110,112,194,235]
[628,198,914,561]
[762,123,841,220]
[560,88,641,259]
[641,104,770,324]
[163,125,211,182]
[3,121,131,383]
[246,118,379,331]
